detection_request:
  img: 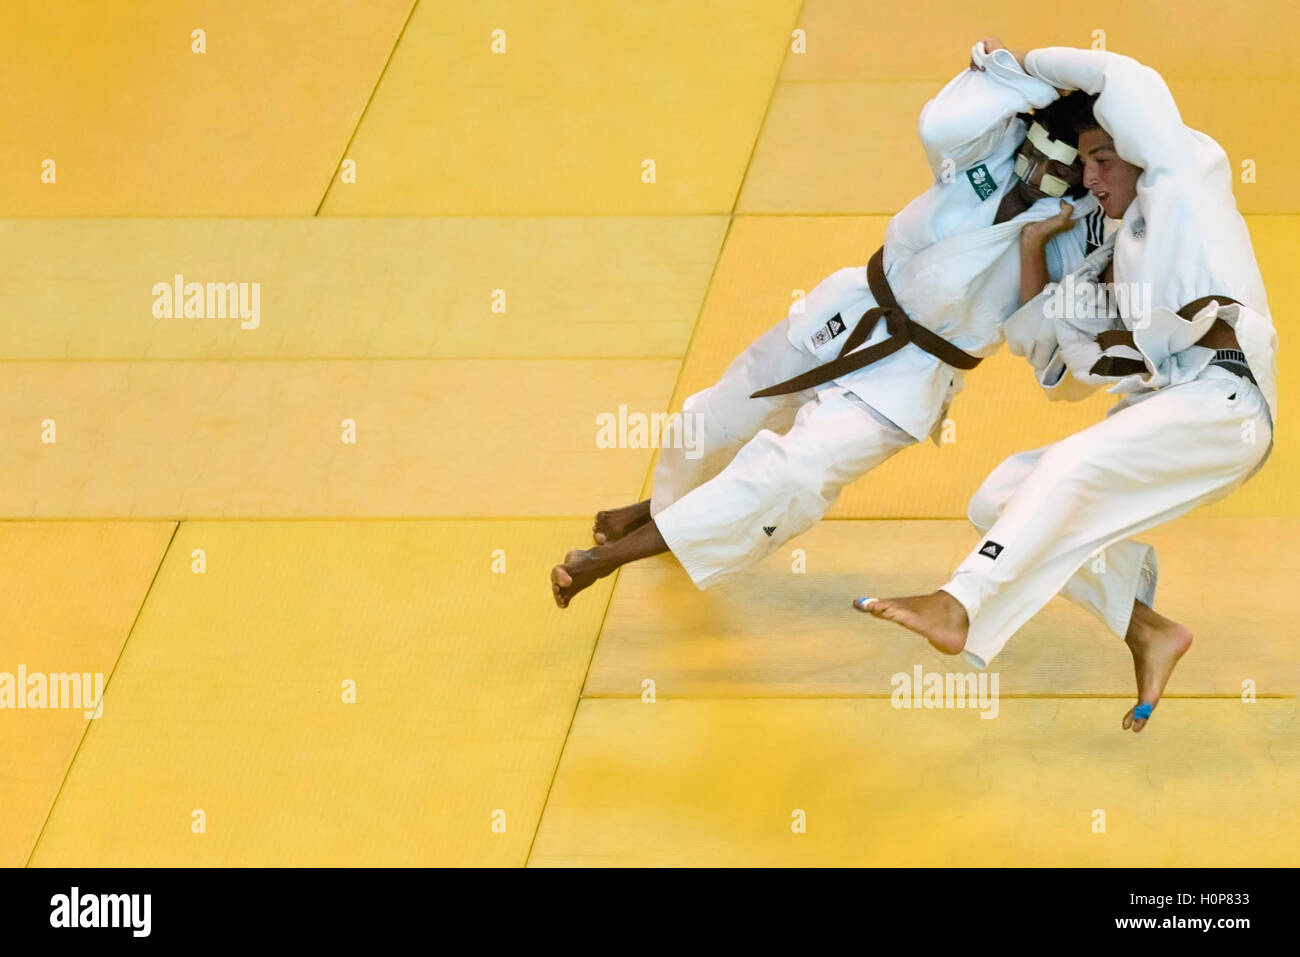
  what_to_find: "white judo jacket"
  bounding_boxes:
[1023,47,1279,426]
[784,43,1102,442]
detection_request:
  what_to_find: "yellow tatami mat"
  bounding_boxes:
[0,359,677,517]
[0,217,726,360]
[0,522,174,866]
[319,0,800,215]
[586,518,1300,697]
[0,0,414,215]
[784,0,1300,82]
[737,82,936,214]
[28,520,609,867]
[529,698,1300,867]
[6,0,1296,870]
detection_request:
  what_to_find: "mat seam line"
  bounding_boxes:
[313,0,421,216]
[523,1,808,867]
[23,520,182,867]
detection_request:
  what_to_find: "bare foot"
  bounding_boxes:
[554,520,670,609]
[1121,601,1193,733]
[550,549,610,609]
[593,500,651,544]
[855,591,969,655]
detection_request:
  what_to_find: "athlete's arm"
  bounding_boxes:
[1022,47,1187,175]
[1018,200,1075,305]
[1003,293,1098,403]
[917,39,1058,179]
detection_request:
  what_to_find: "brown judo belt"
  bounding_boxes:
[749,247,983,399]
[1087,294,1243,378]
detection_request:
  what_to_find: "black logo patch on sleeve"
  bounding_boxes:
[827,315,846,338]
[978,540,1004,559]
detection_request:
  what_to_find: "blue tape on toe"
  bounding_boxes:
[1134,703,1154,720]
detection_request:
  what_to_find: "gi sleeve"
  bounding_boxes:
[1004,288,1098,402]
[1021,47,1188,175]
[917,42,1059,179]
[1048,238,1149,389]
[1005,237,1127,401]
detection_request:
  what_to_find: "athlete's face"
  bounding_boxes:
[1079,128,1141,219]
[1014,136,1083,199]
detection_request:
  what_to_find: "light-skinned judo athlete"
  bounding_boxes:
[551,38,1109,608]
[859,45,1278,734]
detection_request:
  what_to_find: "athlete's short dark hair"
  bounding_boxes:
[1030,91,1101,146]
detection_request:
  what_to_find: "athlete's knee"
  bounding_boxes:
[740,421,832,501]
[966,485,1002,533]
[780,430,834,490]
[680,385,749,451]
[967,452,1034,530]
[1033,441,1107,502]
[679,387,712,421]
[790,436,856,519]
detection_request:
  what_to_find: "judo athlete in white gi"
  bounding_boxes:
[551,38,1107,608]
[859,46,1278,733]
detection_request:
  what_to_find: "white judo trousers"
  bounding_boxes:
[649,319,916,589]
[944,365,1272,668]
[940,44,1283,669]
[643,43,1101,591]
